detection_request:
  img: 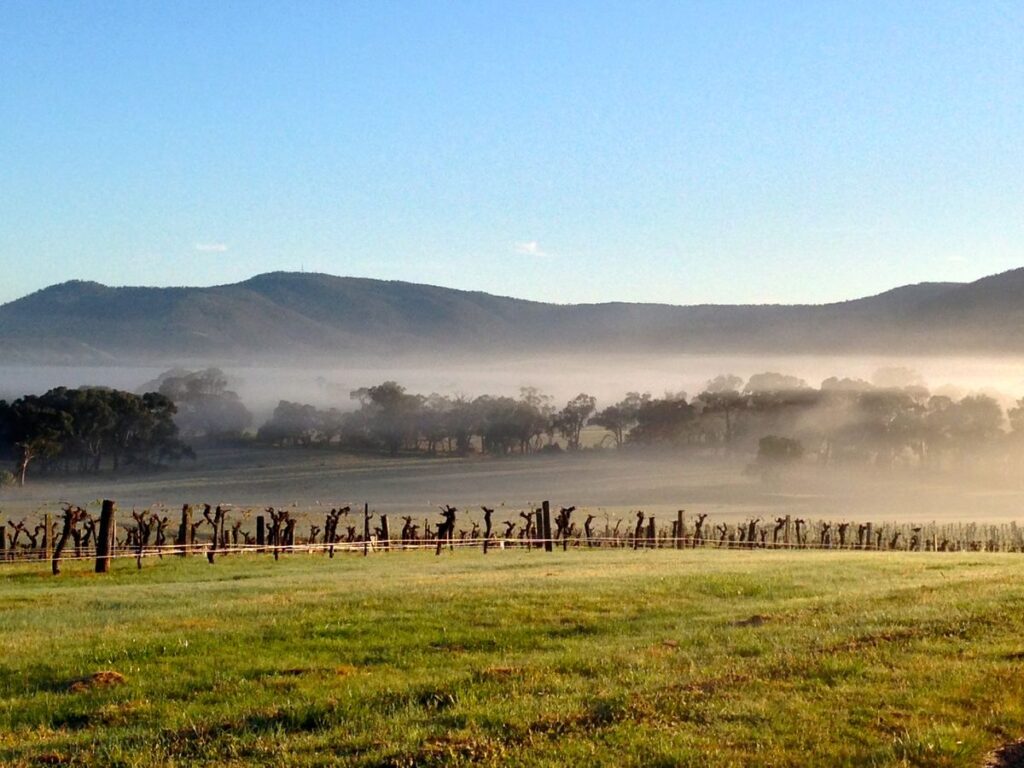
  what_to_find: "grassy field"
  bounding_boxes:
[2,549,1024,767]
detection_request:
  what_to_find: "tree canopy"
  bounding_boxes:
[0,387,192,485]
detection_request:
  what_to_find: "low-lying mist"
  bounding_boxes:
[5,352,1024,418]
[4,448,1024,527]
[5,352,1024,526]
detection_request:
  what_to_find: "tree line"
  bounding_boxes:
[255,371,1024,473]
[0,387,192,486]
[6,366,1024,485]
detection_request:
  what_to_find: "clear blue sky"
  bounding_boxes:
[1,1,1022,306]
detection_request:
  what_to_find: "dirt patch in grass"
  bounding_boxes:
[382,734,508,767]
[985,740,1024,768]
[34,753,68,765]
[474,665,521,682]
[68,670,126,693]
[254,665,359,680]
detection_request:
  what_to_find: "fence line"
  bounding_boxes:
[3,534,1024,567]
[4,500,1024,571]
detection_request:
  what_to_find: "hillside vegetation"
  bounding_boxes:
[6,268,1024,362]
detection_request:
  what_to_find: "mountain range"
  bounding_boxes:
[2,268,1024,364]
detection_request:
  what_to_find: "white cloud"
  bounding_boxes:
[195,242,229,253]
[515,240,550,257]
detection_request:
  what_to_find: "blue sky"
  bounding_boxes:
[1,1,1022,306]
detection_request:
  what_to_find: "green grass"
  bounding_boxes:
[2,549,1024,766]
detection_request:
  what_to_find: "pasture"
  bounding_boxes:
[2,548,1024,766]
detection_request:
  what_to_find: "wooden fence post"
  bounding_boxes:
[542,501,553,553]
[42,513,53,562]
[256,515,265,552]
[177,504,192,557]
[380,514,391,551]
[647,517,656,548]
[676,510,685,549]
[95,500,116,573]
[363,503,370,557]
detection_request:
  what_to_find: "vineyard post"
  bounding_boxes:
[542,501,553,553]
[256,515,265,552]
[380,514,391,551]
[363,503,370,557]
[43,513,53,562]
[647,516,656,549]
[783,515,792,548]
[95,500,116,573]
[676,510,685,549]
[534,509,543,549]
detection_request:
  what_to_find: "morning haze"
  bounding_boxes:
[3,3,1024,766]
[4,267,1024,525]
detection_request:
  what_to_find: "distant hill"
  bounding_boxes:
[1,269,1022,363]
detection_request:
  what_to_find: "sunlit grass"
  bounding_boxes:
[2,549,1024,766]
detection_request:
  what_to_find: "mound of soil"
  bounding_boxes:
[985,740,1024,768]
[68,670,127,693]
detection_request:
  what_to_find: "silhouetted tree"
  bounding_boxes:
[589,392,649,448]
[554,394,596,450]
[153,368,252,439]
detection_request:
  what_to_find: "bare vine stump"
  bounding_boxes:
[646,517,656,549]
[534,510,544,549]
[633,512,645,551]
[52,506,82,576]
[0,525,6,561]
[203,505,225,564]
[482,507,494,553]
[435,506,456,555]
[866,522,873,550]
[380,514,391,551]
[256,515,265,552]
[676,510,685,549]
[95,500,116,574]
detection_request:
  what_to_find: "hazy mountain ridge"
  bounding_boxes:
[0,269,1021,363]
